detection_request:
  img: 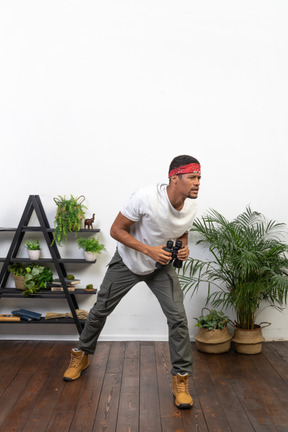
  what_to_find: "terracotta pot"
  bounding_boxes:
[194,327,232,354]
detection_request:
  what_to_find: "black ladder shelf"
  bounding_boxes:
[0,195,99,334]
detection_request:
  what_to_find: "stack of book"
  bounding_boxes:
[49,278,80,292]
[11,309,42,321]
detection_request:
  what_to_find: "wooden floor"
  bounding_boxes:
[0,341,288,432]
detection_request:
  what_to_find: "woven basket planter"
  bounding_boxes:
[194,327,232,354]
[14,275,25,290]
[232,325,268,354]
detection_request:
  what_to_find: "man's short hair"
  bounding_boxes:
[168,155,200,175]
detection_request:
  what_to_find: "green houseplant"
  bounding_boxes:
[25,239,41,260]
[85,283,96,292]
[9,263,26,289]
[53,195,87,245]
[179,206,288,353]
[25,240,40,250]
[9,263,53,295]
[9,263,26,277]
[195,308,230,330]
[194,308,232,353]
[77,237,106,261]
[23,264,53,296]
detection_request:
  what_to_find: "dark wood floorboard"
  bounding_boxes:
[0,341,288,432]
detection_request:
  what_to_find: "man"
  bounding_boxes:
[63,154,201,410]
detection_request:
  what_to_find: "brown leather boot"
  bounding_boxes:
[172,373,193,409]
[63,348,89,381]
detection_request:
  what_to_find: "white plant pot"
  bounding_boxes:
[84,251,97,262]
[28,250,40,260]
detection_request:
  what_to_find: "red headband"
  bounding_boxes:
[169,163,201,178]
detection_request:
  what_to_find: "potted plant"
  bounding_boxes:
[25,239,41,260]
[8,263,26,290]
[194,308,232,353]
[53,195,87,245]
[23,264,53,296]
[179,206,288,354]
[8,263,53,295]
[85,283,96,292]
[77,237,106,262]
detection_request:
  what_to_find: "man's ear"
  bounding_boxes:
[170,175,179,185]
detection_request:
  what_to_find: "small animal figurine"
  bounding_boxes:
[84,213,95,230]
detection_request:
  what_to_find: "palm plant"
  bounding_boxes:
[180,206,288,329]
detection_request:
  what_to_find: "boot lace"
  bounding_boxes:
[69,355,82,369]
[176,377,189,394]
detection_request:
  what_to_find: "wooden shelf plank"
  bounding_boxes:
[0,317,87,324]
[0,288,97,298]
[0,258,96,264]
[0,227,100,232]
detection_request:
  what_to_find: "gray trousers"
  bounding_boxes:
[79,249,193,376]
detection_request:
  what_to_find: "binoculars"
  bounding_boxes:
[156,240,183,269]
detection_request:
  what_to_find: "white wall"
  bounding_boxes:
[0,1,287,341]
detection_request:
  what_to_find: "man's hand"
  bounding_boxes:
[110,213,190,265]
[146,245,172,265]
[147,243,189,265]
[177,244,190,261]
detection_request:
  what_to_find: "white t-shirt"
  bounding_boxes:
[117,183,197,275]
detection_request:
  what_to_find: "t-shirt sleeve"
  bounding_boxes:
[120,189,145,222]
